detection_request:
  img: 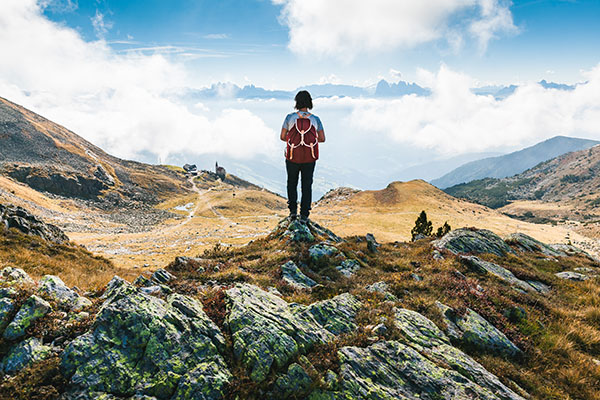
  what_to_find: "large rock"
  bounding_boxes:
[336,259,360,277]
[274,217,343,243]
[281,261,317,289]
[225,284,360,383]
[505,233,564,257]
[1,337,52,374]
[3,295,52,340]
[309,243,340,262]
[311,337,525,400]
[433,228,514,257]
[436,302,521,357]
[61,277,230,399]
[38,275,92,311]
[461,255,550,294]
[0,203,69,244]
[555,271,589,281]
[0,266,35,285]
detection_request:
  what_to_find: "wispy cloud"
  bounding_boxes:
[202,33,230,40]
[91,10,112,39]
[273,0,518,59]
[0,0,278,161]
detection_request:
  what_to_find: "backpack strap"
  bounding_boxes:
[296,111,311,118]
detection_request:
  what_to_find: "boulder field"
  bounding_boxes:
[1,219,598,399]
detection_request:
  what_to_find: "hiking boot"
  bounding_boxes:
[300,215,309,224]
[289,211,298,220]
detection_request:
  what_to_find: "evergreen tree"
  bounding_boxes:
[411,210,432,240]
[436,221,451,237]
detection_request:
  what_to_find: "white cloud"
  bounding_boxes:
[318,64,600,154]
[0,0,278,161]
[389,69,402,80]
[91,10,113,39]
[202,33,230,40]
[273,0,517,58]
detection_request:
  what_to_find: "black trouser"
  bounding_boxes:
[286,160,316,217]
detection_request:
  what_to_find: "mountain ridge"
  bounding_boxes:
[431,136,600,189]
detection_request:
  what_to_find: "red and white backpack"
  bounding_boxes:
[285,112,319,163]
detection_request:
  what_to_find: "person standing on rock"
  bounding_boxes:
[281,90,326,223]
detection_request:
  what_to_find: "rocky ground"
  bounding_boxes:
[1,214,600,399]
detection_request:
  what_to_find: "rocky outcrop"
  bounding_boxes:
[3,295,51,340]
[61,277,230,399]
[38,275,91,311]
[434,228,514,257]
[461,255,550,294]
[336,259,360,277]
[281,261,317,289]
[505,233,564,257]
[555,271,589,281]
[436,302,521,357]
[1,203,69,244]
[225,283,360,383]
[1,337,52,374]
[311,308,525,400]
[274,217,343,244]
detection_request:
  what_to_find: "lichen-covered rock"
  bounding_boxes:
[505,233,564,257]
[1,337,52,374]
[433,228,515,257]
[274,217,343,243]
[391,308,525,399]
[151,269,175,285]
[38,275,92,311]
[61,279,230,399]
[461,255,549,294]
[225,284,360,383]
[311,340,522,400]
[365,233,380,253]
[0,266,35,285]
[336,259,360,277]
[549,243,596,261]
[0,298,15,325]
[309,243,340,262]
[3,295,51,340]
[555,271,589,281]
[297,293,362,335]
[436,302,521,357]
[365,281,398,301]
[281,261,317,289]
[274,363,313,398]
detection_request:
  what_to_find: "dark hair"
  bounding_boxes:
[294,90,313,110]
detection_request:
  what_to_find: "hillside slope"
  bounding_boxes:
[311,180,589,249]
[0,96,190,205]
[431,136,599,189]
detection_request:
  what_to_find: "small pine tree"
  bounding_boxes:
[411,210,433,240]
[436,221,451,237]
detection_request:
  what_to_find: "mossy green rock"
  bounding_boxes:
[434,228,515,257]
[226,284,360,383]
[281,261,317,289]
[309,243,340,262]
[311,309,525,399]
[274,363,313,398]
[3,294,51,340]
[505,233,564,257]
[461,255,550,294]
[436,302,521,357]
[336,259,360,277]
[38,275,92,311]
[61,277,230,399]
[0,266,35,285]
[1,337,52,374]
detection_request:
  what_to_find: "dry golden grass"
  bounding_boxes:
[311,180,595,251]
[0,228,136,289]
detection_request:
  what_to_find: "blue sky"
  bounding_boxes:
[42,0,600,88]
[2,0,600,194]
